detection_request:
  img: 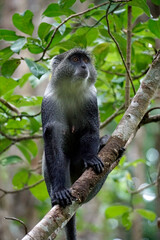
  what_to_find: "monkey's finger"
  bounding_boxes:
[118,147,125,158]
[65,190,74,205]
[57,189,73,207]
[65,189,73,200]
[93,164,101,174]
[84,161,88,169]
[51,198,59,206]
[90,157,104,174]
[53,192,64,207]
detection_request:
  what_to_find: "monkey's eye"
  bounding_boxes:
[71,56,80,62]
[83,57,89,63]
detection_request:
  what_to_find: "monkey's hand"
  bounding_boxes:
[51,189,75,208]
[83,156,104,174]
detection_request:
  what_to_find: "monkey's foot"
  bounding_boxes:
[51,189,75,208]
[83,156,104,174]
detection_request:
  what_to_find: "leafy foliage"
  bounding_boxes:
[0,0,159,239]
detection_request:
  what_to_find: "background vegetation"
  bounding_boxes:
[0,0,160,239]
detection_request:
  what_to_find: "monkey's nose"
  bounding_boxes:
[81,64,86,69]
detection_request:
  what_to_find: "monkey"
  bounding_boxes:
[41,48,112,240]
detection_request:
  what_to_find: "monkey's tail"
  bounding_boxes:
[65,214,77,240]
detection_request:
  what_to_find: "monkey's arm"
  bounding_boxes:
[80,99,104,174]
[42,99,73,207]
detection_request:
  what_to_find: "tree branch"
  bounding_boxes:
[140,114,160,126]
[4,217,28,235]
[0,131,42,142]
[0,179,44,199]
[100,67,149,80]
[128,178,160,195]
[21,51,160,240]
[0,98,20,115]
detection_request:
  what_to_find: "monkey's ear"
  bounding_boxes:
[51,56,61,66]
[51,52,66,69]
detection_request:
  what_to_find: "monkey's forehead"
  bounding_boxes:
[54,48,91,61]
[67,48,90,57]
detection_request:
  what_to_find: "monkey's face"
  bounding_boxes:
[69,53,90,80]
[52,49,97,87]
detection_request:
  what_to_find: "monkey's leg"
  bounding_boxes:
[43,122,74,207]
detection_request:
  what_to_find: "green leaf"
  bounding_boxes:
[80,0,87,2]
[128,0,150,16]
[58,0,76,9]
[28,44,44,54]
[29,118,41,134]
[28,174,49,201]
[135,53,152,72]
[19,73,32,87]
[46,28,72,49]
[0,155,22,166]
[124,158,146,168]
[0,139,12,153]
[5,118,28,129]
[0,29,19,41]
[93,43,110,66]
[1,59,21,78]
[43,3,74,17]
[38,22,52,40]
[12,169,29,189]
[0,47,14,65]
[16,143,31,162]
[8,95,43,107]
[112,33,127,58]
[135,209,156,221]
[25,58,48,79]
[74,27,98,46]
[0,77,18,96]
[21,139,38,157]
[151,0,160,6]
[122,212,132,230]
[10,38,26,53]
[105,205,131,218]
[148,18,160,38]
[16,139,39,163]
[12,10,34,35]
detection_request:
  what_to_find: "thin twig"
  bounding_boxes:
[129,178,160,195]
[140,114,160,125]
[0,143,15,154]
[0,179,44,199]
[145,106,160,116]
[100,69,126,77]
[0,131,42,141]
[13,111,41,119]
[105,2,136,95]
[132,68,149,80]
[100,67,149,80]
[0,98,20,115]
[125,5,132,109]
[36,0,131,61]
[4,217,28,235]
[100,103,125,129]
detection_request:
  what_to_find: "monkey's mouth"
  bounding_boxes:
[74,69,89,79]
